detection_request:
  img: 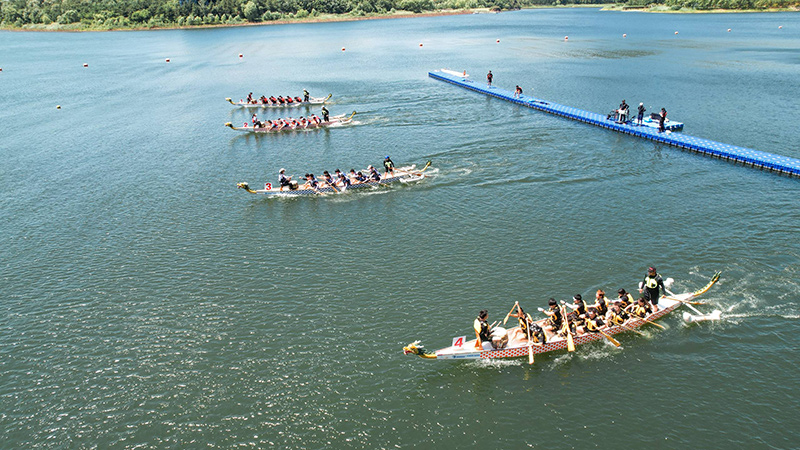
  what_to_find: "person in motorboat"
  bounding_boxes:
[383,156,395,177]
[303,89,310,102]
[617,288,635,309]
[541,298,563,335]
[278,168,292,191]
[583,308,606,334]
[321,106,329,122]
[639,266,665,312]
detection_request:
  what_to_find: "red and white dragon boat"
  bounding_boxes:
[226,94,331,108]
[403,272,720,362]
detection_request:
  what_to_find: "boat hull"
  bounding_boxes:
[228,95,331,108]
[433,297,684,360]
[226,113,354,134]
[240,173,424,197]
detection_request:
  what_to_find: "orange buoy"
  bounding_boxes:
[496,39,500,43]
[419,43,423,47]
[341,47,346,51]
[239,53,243,58]
[564,36,568,41]
[83,63,88,67]
[778,25,783,29]
[165,58,170,62]
[674,31,679,35]
[623,33,627,38]
[727,28,731,32]
[0,68,3,72]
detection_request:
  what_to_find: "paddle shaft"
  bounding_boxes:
[665,289,704,315]
[503,302,519,325]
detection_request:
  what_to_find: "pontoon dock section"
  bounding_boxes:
[429,70,800,178]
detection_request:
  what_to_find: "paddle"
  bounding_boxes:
[560,304,576,352]
[526,314,534,365]
[503,302,519,326]
[628,311,666,330]
[596,328,621,347]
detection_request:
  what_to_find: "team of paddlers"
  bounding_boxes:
[241,89,311,105]
[473,267,667,350]
[276,157,398,192]
[244,106,331,130]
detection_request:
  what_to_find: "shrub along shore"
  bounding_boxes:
[0,0,796,32]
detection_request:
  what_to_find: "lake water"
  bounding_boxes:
[1,8,799,448]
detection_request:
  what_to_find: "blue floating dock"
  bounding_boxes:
[429,70,800,178]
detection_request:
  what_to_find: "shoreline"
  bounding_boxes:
[0,9,479,33]
[601,4,799,13]
[1,5,795,32]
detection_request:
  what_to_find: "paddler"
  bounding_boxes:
[583,308,605,334]
[322,171,336,188]
[606,303,629,327]
[310,114,321,125]
[639,266,665,312]
[593,289,609,318]
[303,89,309,102]
[474,310,492,350]
[278,168,292,191]
[367,166,381,182]
[628,297,653,319]
[303,173,320,191]
[565,294,587,318]
[321,106,329,122]
[617,288,635,309]
[383,156,395,177]
[541,298,563,334]
[247,92,253,103]
[335,169,351,189]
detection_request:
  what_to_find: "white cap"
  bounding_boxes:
[279,168,285,173]
[639,102,643,106]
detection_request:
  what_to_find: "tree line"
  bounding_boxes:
[0,0,607,29]
[1,0,794,29]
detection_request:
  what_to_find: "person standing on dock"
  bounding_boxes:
[618,100,629,123]
[487,70,493,87]
[637,103,646,126]
[658,108,667,132]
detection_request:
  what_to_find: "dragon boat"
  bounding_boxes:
[225,112,356,134]
[403,272,720,362]
[226,94,332,108]
[237,162,431,197]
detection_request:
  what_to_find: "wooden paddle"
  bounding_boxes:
[526,315,534,365]
[597,328,621,347]
[503,302,519,326]
[561,304,575,352]
[630,313,665,330]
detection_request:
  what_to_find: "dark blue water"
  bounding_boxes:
[1,9,799,448]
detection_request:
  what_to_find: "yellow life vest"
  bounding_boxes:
[644,276,659,289]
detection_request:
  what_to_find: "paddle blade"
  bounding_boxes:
[528,344,534,364]
[567,333,575,352]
